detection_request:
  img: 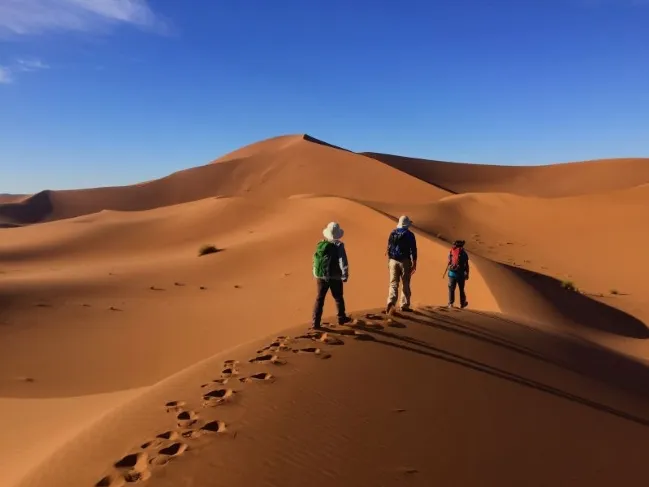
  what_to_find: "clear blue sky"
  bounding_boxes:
[1,0,648,193]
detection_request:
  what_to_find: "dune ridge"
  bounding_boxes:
[2,133,649,487]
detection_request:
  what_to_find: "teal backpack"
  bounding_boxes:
[313,240,336,278]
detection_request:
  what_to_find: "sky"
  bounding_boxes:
[1,0,648,193]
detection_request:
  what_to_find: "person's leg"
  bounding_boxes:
[458,278,468,307]
[400,260,412,310]
[387,259,401,310]
[329,279,350,324]
[312,278,330,328]
[448,276,457,306]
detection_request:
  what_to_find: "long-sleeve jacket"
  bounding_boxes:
[386,228,418,262]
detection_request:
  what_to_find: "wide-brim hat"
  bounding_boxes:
[397,215,412,228]
[323,221,344,240]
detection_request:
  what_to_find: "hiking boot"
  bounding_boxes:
[385,303,395,315]
[338,316,352,325]
[311,323,322,330]
[447,303,454,308]
[460,301,469,309]
[400,306,413,312]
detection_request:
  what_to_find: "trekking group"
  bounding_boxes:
[311,216,470,329]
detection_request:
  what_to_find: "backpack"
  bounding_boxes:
[313,240,337,278]
[387,229,408,260]
[449,247,467,272]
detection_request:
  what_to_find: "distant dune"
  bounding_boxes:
[2,134,649,487]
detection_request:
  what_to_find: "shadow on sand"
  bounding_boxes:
[322,312,649,429]
[500,264,649,339]
[409,307,649,399]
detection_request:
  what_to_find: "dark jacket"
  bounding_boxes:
[386,228,418,262]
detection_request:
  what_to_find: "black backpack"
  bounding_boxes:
[388,230,408,260]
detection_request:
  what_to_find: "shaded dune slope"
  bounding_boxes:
[364,152,649,197]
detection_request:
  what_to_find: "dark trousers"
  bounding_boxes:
[312,278,346,326]
[448,276,467,305]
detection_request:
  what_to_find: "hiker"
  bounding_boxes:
[447,239,469,308]
[311,221,352,329]
[385,215,417,314]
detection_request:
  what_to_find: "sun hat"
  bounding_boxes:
[323,221,344,240]
[397,215,412,228]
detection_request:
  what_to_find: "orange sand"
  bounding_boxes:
[1,134,648,487]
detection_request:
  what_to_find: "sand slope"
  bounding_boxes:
[364,152,649,197]
[17,308,649,487]
[2,133,649,487]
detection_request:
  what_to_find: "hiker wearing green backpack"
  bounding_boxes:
[311,221,352,329]
[384,215,417,314]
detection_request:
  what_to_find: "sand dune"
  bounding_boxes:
[0,135,447,226]
[364,152,649,197]
[2,134,649,487]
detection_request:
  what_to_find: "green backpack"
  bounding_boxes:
[313,240,336,278]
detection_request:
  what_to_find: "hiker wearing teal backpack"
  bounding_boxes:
[311,222,352,330]
[384,215,417,315]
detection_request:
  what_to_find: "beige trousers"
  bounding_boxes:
[387,258,412,307]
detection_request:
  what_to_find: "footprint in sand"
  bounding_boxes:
[202,388,236,407]
[292,347,332,359]
[141,431,181,450]
[176,410,199,428]
[297,331,345,345]
[200,378,229,388]
[249,354,287,365]
[95,473,126,487]
[113,451,151,483]
[221,366,240,378]
[201,420,228,433]
[180,419,229,439]
[239,372,275,383]
[149,441,189,466]
[164,400,186,413]
[257,337,294,353]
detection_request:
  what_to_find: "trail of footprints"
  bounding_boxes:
[95,325,372,486]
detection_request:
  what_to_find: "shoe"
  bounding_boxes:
[400,306,413,312]
[311,323,321,330]
[460,301,469,309]
[338,316,352,325]
[447,303,454,308]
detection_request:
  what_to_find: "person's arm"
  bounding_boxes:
[464,251,470,279]
[385,231,393,257]
[338,243,349,281]
[410,231,418,269]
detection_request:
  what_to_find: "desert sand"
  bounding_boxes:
[1,134,648,487]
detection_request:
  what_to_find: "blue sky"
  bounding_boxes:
[1,0,648,193]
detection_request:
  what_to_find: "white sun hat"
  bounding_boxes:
[397,215,412,228]
[323,221,344,240]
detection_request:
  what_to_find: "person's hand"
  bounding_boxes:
[342,277,348,283]
[464,272,469,281]
[411,261,417,275]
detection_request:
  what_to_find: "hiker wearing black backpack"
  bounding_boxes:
[311,222,352,329]
[446,239,469,308]
[384,215,418,314]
